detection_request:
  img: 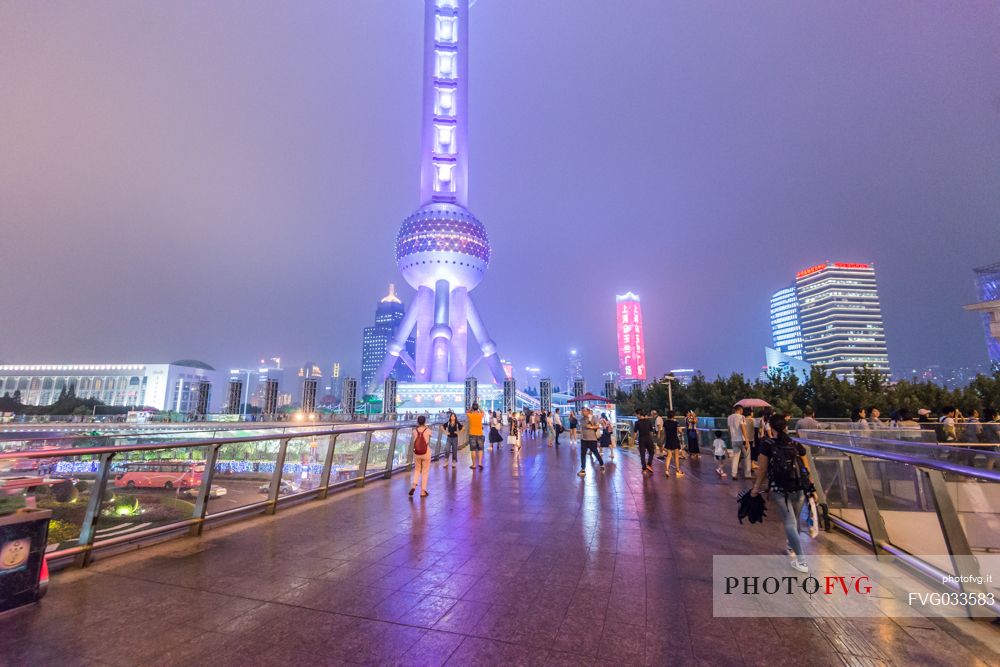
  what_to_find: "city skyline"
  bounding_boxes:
[1,2,998,381]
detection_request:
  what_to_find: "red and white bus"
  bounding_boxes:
[113,461,204,490]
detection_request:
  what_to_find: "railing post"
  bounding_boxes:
[384,429,399,479]
[356,431,374,488]
[266,438,290,515]
[75,452,115,568]
[189,444,221,536]
[924,468,988,617]
[317,434,338,499]
[848,454,890,557]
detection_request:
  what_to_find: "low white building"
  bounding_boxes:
[0,360,221,412]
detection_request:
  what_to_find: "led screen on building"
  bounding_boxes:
[616,293,647,380]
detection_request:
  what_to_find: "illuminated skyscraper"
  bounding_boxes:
[768,262,890,379]
[361,285,415,392]
[770,286,804,359]
[372,0,504,391]
[615,293,647,382]
[565,350,583,390]
[972,262,1000,370]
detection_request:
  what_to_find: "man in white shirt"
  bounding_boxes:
[728,405,751,480]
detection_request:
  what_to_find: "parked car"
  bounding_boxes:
[257,480,300,496]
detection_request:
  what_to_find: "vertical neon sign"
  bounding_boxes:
[616,292,646,380]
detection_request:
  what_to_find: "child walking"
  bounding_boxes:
[712,430,728,478]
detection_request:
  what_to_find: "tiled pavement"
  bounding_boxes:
[2,437,998,666]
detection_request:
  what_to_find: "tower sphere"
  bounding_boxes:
[395,202,490,290]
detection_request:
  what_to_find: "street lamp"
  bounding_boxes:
[660,373,676,412]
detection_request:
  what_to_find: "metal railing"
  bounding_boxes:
[0,419,447,568]
[796,434,1000,617]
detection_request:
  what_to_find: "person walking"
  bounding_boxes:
[794,406,822,433]
[685,411,700,460]
[747,408,760,467]
[712,430,728,477]
[409,415,432,498]
[652,410,665,460]
[508,412,521,454]
[568,411,579,446]
[634,409,655,474]
[662,410,684,477]
[850,407,870,432]
[466,402,485,470]
[488,411,504,450]
[577,407,605,477]
[963,409,983,444]
[552,408,564,446]
[441,412,462,468]
[599,412,613,460]
[939,406,958,443]
[728,405,750,480]
[749,415,814,573]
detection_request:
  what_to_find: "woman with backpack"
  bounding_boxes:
[749,414,812,573]
[409,415,432,498]
[441,412,463,468]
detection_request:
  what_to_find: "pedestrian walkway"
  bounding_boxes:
[2,437,997,666]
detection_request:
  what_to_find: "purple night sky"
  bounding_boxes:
[1,1,998,384]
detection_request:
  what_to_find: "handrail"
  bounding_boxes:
[0,421,425,460]
[4,417,448,568]
[793,435,1000,482]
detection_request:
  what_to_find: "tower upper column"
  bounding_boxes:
[419,0,471,207]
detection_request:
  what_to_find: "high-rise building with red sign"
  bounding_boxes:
[616,293,647,381]
[768,262,890,379]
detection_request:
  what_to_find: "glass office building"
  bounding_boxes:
[768,262,890,380]
[360,285,415,392]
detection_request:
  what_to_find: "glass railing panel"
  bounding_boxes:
[92,445,212,540]
[939,473,1000,581]
[365,430,394,474]
[279,436,330,494]
[808,445,864,527]
[330,432,367,484]
[10,452,105,551]
[391,428,413,470]
[859,458,950,567]
[207,438,283,515]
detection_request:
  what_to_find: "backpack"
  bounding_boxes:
[414,428,429,456]
[766,437,805,494]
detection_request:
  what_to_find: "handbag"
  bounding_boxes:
[507,435,518,445]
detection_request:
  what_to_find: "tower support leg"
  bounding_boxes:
[430,279,452,383]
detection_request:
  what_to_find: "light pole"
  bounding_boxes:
[661,373,676,412]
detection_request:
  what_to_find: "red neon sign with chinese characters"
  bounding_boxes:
[796,261,872,279]
[616,294,646,380]
[796,264,827,279]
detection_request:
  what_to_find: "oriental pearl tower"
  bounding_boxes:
[370,0,504,392]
